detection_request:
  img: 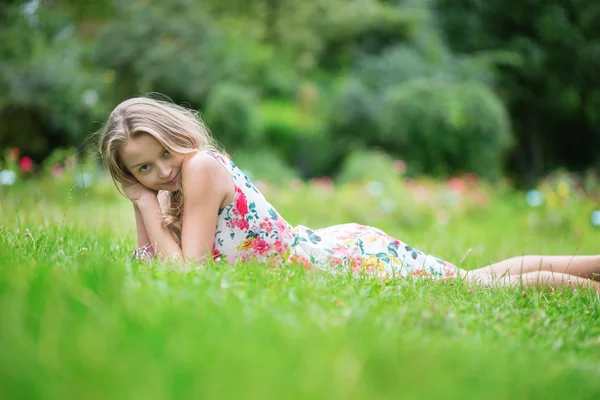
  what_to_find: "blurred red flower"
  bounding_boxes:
[19,156,33,173]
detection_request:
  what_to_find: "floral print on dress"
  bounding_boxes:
[203,150,458,280]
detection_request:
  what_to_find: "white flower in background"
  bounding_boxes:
[0,170,16,185]
[366,180,384,197]
[526,189,544,207]
[379,198,396,214]
[81,89,99,108]
[591,211,600,227]
[75,173,92,188]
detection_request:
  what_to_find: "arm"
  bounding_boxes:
[134,203,151,249]
[134,154,229,263]
[179,153,230,263]
[135,194,182,260]
[133,191,169,257]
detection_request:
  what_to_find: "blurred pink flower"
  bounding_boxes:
[393,159,407,175]
[310,176,334,192]
[19,156,33,173]
[412,184,429,203]
[447,177,466,193]
[9,147,20,161]
[52,163,64,177]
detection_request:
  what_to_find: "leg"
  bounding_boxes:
[469,255,600,281]
[469,270,600,294]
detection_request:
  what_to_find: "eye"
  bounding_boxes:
[139,164,150,173]
[162,149,171,157]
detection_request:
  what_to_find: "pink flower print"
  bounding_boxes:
[332,244,350,256]
[349,256,362,273]
[235,187,248,216]
[274,216,288,233]
[212,248,222,261]
[288,254,314,270]
[252,238,271,255]
[19,156,33,173]
[412,269,432,278]
[235,217,249,231]
[330,256,343,266]
[259,218,273,234]
[273,240,287,254]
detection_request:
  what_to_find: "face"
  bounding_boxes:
[119,134,187,192]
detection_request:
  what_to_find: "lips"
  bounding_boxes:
[167,171,179,185]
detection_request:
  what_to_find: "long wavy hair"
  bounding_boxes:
[98,95,223,244]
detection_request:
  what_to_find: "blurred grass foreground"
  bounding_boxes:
[1,153,600,399]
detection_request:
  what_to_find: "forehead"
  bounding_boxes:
[119,134,163,167]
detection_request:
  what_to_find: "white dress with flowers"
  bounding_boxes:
[136,150,458,279]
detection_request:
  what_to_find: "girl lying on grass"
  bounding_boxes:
[97,96,600,294]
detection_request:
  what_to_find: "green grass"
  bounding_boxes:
[1,177,599,399]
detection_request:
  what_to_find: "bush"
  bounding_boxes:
[231,149,299,185]
[204,84,263,151]
[0,3,112,159]
[328,77,379,149]
[260,98,342,179]
[435,0,600,181]
[336,148,401,184]
[379,79,512,178]
[94,0,264,102]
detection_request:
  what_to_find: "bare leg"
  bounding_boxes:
[469,255,600,281]
[463,270,600,294]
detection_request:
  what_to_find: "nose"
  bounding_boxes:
[157,162,171,179]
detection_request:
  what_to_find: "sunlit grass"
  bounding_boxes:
[1,177,599,399]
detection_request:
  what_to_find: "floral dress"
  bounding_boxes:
[136,151,458,280]
[208,151,458,279]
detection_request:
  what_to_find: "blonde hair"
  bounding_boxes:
[98,95,223,243]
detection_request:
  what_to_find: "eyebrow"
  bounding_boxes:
[129,148,164,169]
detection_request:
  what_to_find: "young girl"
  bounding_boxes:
[98,96,600,293]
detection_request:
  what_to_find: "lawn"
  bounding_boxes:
[1,174,599,399]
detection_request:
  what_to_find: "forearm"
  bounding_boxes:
[133,203,153,252]
[136,196,182,259]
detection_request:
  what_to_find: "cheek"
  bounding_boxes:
[130,172,151,185]
[138,175,155,186]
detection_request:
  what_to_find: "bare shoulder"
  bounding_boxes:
[181,151,233,205]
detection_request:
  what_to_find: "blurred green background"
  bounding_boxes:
[2,0,599,186]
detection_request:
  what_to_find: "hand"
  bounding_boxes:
[121,179,157,204]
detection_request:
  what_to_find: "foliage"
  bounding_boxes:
[259,97,343,178]
[94,0,265,103]
[0,2,112,158]
[231,149,300,185]
[203,83,263,151]
[331,43,512,177]
[1,0,598,184]
[380,79,512,178]
[434,0,600,182]
[336,149,400,184]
